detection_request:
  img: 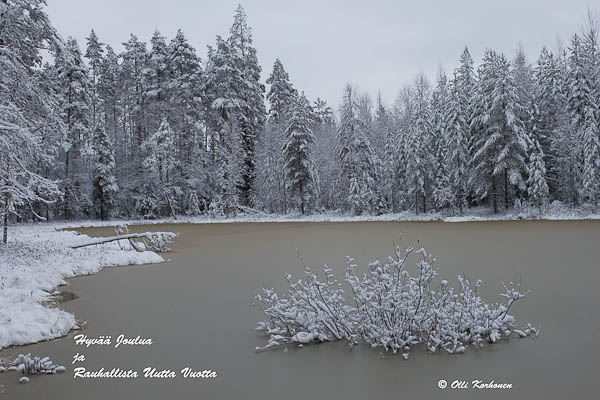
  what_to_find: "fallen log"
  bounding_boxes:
[71,232,178,252]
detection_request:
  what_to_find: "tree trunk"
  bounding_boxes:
[300,181,304,215]
[100,195,105,221]
[415,177,418,215]
[504,168,509,210]
[492,176,497,214]
[64,150,70,219]
[3,193,8,245]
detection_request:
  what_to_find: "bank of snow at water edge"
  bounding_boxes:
[0,225,164,350]
[57,201,600,230]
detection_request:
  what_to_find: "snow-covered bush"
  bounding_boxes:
[137,232,178,252]
[255,264,358,350]
[7,354,65,375]
[255,243,537,356]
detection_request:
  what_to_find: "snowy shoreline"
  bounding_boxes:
[52,203,600,230]
[0,225,163,351]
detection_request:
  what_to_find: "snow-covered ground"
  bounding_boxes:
[54,201,600,229]
[0,225,163,350]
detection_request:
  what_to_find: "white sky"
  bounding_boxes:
[45,0,595,107]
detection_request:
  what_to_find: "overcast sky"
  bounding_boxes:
[45,0,595,107]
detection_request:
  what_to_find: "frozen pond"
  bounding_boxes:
[1,220,599,399]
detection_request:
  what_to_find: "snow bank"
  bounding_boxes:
[0,225,163,349]
[49,202,600,230]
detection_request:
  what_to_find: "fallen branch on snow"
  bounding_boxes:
[71,231,178,252]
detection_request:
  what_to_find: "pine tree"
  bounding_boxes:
[145,30,170,129]
[92,126,118,220]
[283,94,316,214]
[120,34,148,215]
[97,45,122,197]
[54,37,92,219]
[85,29,104,130]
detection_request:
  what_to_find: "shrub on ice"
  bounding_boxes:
[255,242,537,356]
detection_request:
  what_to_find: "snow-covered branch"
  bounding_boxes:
[255,243,537,356]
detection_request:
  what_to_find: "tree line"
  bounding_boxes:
[1,0,600,243]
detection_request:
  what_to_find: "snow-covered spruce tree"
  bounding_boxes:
[338,84,385,215]
[527,139,549,212]
[283,93,316,214]
[92,125,118,220]
[120,34,149,216]
[376,95,397,212]
[144,30,170,132]
[565,34,593,205]
[338,84,360,210]
[54,37,92,219]
[228,5,266,207]
[470,50,530,213]
[580,27,600,206]
[347,130,386,216]
[534,46,567,197]
[513,46,536,135]
[391,86,414,211]
[265,58,297,123]
[581,106,600,205]
[0,0,64,243]
[202,35,244,215]
[457,46,476,124]
[143,30,178,218]
[142,118,179,218]
[210,127,244,217]
[96,45,125,215]
[85,29,104,130]
[548,44,580,205]
[255,58,297,212]
[311,98,339,211]
[444,73,470,212]
[431,71,452,211]
[405,73,434,214]
[167,29,204,213]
